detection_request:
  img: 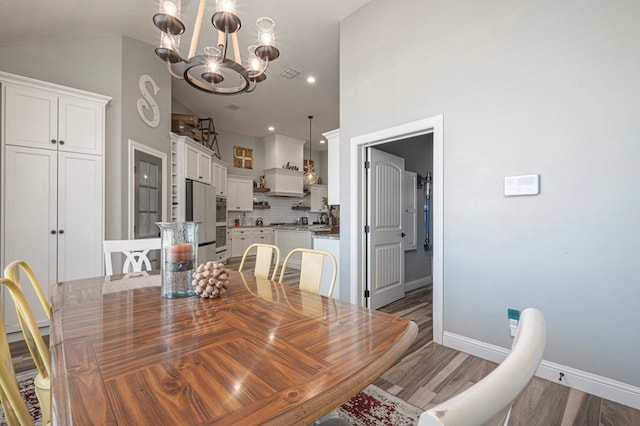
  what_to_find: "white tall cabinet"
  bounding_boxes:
[0,72,110,333]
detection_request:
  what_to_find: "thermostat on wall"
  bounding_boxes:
[504,174,539,196]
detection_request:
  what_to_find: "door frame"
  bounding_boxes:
[128,139,168,239]
[350,115,444,344]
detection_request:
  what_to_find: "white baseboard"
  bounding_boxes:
[405,275,432,292]
[443,331,640,410]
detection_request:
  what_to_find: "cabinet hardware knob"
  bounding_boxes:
[51,139,57,144]
[401,232,406,237]
[51,230,57,235]
[59,140,65,145]
[59,229,65,234]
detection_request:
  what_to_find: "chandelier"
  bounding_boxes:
[304,115,318,185]
[153,0,280,95]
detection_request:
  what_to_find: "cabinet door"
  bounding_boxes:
[58,95,104,155]
[4,84,58,150]
[238,180,253,210]
[57,152,104,281]
[198,151,212,184]
[213,162,227,196]
[403,171,417,251]
[227,179,253,211]
[185,144,199,181]
[3,146,57,331]
[227,180,239,210]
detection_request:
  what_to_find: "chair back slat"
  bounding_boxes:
[279,248,337,297]
[103,238,161,275]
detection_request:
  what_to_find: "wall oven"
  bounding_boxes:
[215,196,228,261]
[216,196,227,225]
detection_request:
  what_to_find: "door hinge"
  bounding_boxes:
[364,225,370,233]
[364,289,370,298]
[364,160,370,169]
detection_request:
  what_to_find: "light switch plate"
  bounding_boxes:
[504,174,539,196]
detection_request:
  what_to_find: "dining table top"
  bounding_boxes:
[49,269,417,425]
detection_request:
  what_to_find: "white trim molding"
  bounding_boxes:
[127,139,168,239]
[350,115,444,344]
[443,331,640,410]
[405,276,432,292]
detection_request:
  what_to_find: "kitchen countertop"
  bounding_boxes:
[312,234,340,240]
[231,224,332,231]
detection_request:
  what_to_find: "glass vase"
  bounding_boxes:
[156,222,199,298]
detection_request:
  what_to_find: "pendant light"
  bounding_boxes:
[304,115,318,185]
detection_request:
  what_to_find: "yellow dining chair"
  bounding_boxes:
[279,248,337,297]
[0,277,49,425]
[103,238,161,275]
[238,243,281,281]
[4,260,50,319]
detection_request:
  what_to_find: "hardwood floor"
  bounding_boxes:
[375,287,640,426]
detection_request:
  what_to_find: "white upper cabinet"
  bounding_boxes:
[227,176,253,211]
[4,83,104,155]
[184,138,212,185]
[212,160,227,196]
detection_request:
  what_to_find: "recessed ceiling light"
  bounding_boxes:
[306,76,316,84]
[319,139,326,144]
[268,126,275,131]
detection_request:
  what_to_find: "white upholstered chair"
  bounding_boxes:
[103,238,161,275]
[418,308,546,426]
[279,248,337,297]
[238,243,281,281]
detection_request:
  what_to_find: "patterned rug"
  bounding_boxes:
[0,369,42,425]
[319,385,424,425]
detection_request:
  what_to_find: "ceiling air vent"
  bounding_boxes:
[280,67,300,79]
[226,103,242,111]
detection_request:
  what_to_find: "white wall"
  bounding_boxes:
[340,0,640,388]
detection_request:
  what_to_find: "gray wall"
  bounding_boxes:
[378,134,434,284]
[0,36,172,242]
[121,36,173,231]
[340,0,640,387]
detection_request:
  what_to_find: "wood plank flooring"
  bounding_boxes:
[375,287,640,426]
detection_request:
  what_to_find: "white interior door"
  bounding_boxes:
[367,148,405,309]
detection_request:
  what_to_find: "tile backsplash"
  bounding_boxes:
[228,194,338,227]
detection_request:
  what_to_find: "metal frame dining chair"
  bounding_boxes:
[279,248,337,297]
[418,308,546,426]
[4,260,50,319]
[238,243,281,281]
[103,238,161,275]
[0,277,50,425]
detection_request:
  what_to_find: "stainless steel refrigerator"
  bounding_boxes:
[186,180,217,265]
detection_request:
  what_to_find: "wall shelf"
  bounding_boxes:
[254,187,271,193]
[292,206,310,211]
[253,205,271,209]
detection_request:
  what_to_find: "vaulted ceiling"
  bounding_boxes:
[0,0,372,149]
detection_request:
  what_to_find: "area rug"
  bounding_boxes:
[0,369,42,425]
[320,384,423,425]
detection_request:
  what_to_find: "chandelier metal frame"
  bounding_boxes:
[153,0,280,95]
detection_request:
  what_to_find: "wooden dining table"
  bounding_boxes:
[49,270,417,425]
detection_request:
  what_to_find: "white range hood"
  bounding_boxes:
[263,134,306,196]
